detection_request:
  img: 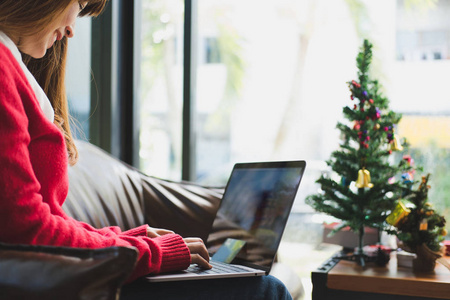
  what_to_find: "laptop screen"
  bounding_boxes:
[211,161,306,270]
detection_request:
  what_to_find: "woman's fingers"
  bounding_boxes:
[191,253,212,269]
[184,237,212,269]
[146,227,174,238]
[155,228,175,235]
[146,232,212,269]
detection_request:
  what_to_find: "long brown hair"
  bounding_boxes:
[0,0,107,165]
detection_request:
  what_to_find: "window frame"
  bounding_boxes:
[90,0,196,180]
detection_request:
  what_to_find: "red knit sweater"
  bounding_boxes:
[0,42,190,282]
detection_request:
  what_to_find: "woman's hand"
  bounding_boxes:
[146,226,174,238]
[184,237,212,269]
[147,228,212,269]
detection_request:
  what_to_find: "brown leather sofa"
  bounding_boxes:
[64,140,304,299]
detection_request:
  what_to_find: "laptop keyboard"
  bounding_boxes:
[187,260,254,275]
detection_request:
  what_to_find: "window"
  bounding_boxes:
[119,0,450,298]
[138,0,184,180]
[66,17,92,140]
[394,0,450,228]
[396,0,450,61]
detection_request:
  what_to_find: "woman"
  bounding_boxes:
[0,1,292,298]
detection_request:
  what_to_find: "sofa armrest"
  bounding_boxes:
[0,242,137,300]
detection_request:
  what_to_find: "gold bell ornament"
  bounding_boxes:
[355,168,374,188]
[390,135,404,151]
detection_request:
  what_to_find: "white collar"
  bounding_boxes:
[0,31,55,122]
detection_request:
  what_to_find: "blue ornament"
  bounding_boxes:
[341,177,351,187]
[401,173,413,184]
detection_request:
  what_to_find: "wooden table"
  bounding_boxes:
[311,252,450,300]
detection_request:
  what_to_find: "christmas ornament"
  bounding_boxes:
[403,155,414,166]
[386,200,410,227]
[391,136,404,151]
[401,172,413,184]
[355,168,374,188]
[419,219,428,231]
[341,176,351,187]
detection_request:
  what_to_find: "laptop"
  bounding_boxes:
[146,160,306,282]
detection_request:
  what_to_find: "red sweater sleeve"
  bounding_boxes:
[73,220,148,237]
[0,44,190,282]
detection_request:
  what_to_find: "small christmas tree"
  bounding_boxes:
[387,174,446,271]
[388,174,446,251]
[306,40,411,264]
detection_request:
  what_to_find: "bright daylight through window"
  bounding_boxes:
[134,0,450,297]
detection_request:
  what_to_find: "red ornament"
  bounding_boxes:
[369,99,374,104]
[352,80,361,88]
[403,155,412,163]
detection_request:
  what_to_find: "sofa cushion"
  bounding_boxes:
[140,176,222,241]
[65,141,146,230]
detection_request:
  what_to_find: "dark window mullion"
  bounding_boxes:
[90,1,113,153]
[182,0,198,181]
[116,0,139,166]
[90,0,138,166]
